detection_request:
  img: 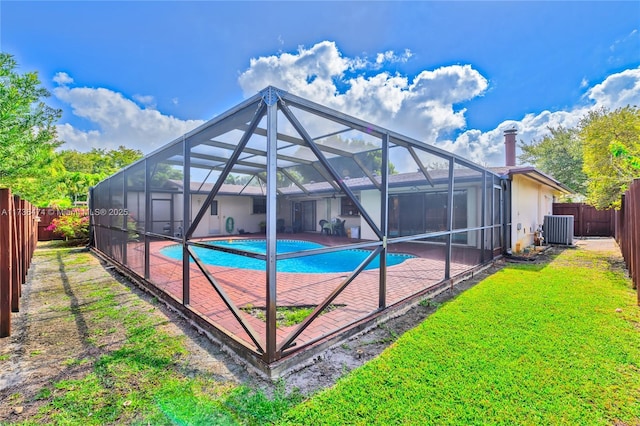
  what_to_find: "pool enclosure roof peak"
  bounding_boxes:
[112,86,499,190]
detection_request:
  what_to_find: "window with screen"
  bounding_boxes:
[253,197,266,214]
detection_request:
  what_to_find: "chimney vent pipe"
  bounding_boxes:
[504,128,517,167]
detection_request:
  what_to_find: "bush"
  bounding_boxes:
[47,211,89,242]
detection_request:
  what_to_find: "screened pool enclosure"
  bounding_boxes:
[90,86,507,375]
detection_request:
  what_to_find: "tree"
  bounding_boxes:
[519,126,587,195]
[580,106,640,209]
[0,53,62,182]
[8,146,143,207]
[55,146,143,203]
[58,146,143,176]
[106,145,142,171]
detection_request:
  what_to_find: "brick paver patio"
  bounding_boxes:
[119,234,482,357]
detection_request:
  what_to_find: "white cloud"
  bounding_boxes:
[239,42,640,167]
[238,41,488,144]
[133,94,156,109]
[238,41,351,102]
[53,79,203,153]
[53,72,74,85]
[609,29,639,52]
[375,49,413,65]
[586,67,640,110]
[443,109,584,166]
[56,123,101,148]
[462,68,640,166]
[52,41,640,170]
[444,67,640,166]
[608,29,640,65]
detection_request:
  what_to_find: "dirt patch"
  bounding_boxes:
[1,239,624,421]
[574,236,621,254]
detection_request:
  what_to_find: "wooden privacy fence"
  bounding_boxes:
[38,207,86,241]
[0,188,38,337]
[615,178,640,305]
[553,202,615,237]
[38,207,63,241]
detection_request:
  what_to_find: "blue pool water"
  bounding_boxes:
[160,239,414,273]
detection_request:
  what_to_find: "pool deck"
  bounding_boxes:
[120,232,484,363]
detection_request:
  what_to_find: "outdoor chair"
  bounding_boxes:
[333,219,346,237]
[319,219,331,235]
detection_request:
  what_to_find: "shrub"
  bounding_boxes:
[47,211,89,242]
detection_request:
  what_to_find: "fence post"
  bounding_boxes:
[632,181,639,298]
[19,198,26,287]
[11,196,20,311]
[0,189,13,337]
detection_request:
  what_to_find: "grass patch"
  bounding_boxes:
[280,248,640,425]
[62,357,90,367]
[60,253,92,266]
[20,241,639,425]
[225,380,304,425]
[242,304,343,328]
[16,249,301,425]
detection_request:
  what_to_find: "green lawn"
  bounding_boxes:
[279,249,640,425]
[11,246,639,425]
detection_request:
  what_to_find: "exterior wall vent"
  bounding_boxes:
[543,215,574,245]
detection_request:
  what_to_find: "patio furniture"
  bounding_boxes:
[319,219,331,235]
[333,219,346,237]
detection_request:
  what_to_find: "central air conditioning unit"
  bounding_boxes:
[544,215,574,245]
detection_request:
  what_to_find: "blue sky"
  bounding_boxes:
[2,1,639,166]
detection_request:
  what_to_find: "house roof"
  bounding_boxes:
[489,166,574,195]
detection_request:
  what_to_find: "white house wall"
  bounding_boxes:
[359,190,379,240]
[298,196,365,234]
[511,175,557,251]
[149,192,173,234]
[465,184,480,247]
[316,197,330,231]
[209,195,263,236]
[168,194,270,238]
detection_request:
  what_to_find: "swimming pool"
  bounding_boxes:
[160,239,414,273]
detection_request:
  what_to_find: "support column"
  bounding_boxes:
[379,134,389,309]
[144,159,151,280]
[264,88,279,362]
[88,187,95,248]
[183,139,191,306]
[445,160,454,280]
[480,171,486,263]
[122,171,128,266]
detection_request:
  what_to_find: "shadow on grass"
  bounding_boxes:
[56,251,92,351]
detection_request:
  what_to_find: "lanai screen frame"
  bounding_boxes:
[90,86,505,369]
